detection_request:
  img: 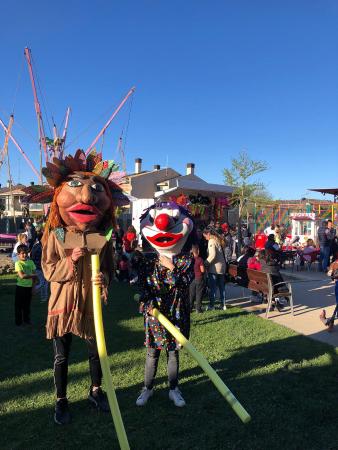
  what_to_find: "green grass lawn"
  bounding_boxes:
[1,274,338,450]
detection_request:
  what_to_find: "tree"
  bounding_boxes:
[223,151,268,252]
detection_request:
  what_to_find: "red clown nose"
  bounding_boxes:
[155,213,171,231]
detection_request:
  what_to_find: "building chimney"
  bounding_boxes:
[7,180,12,188]
[30,181,35,186]
[153,164,160,171]
[186,163,195,175]
[135,158,142,174]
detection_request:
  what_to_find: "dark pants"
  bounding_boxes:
[320,246,330,272]
[15,285,32,325]
[208,273,226,307]
[189,277,205,311]
[144,348,179,390]
[53,333,102,398]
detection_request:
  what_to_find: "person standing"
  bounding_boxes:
[264,224,275,236]
[25,221,37,251]
[189,246,205,313]
[12,233,29,262]
[135,202,195,408]
[203,227,227,310]
[31,230,49,303]
[25,149,129,425]
[14,245,37,326]
[327,220,337,263]
[317,221,331,272]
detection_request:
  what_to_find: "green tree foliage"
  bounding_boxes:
[223,151,269,219]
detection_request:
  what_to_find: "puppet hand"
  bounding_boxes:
[92,272,105,288]
[159,255,175,271]
[71,247,85,262]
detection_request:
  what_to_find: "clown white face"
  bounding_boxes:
[140,202,194,259]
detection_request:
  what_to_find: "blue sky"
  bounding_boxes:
[1,0,338,200]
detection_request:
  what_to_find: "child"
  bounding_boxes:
[320,260,338,331]
[12,233,29,262]
[189,245,205,313]
[118,255,130,282]
[14,244,37,326]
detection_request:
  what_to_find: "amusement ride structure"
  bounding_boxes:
[0,47,135,191]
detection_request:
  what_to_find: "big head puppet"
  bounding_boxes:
[23,149,128,340]
[140,201,195,258]
[136,203,195,405]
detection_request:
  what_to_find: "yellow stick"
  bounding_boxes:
[91,255,130,450]
[152,308,251,424]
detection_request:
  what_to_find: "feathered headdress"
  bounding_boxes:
[22,149,130,206]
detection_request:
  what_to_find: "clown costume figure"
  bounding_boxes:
[23,150,128,425]
[135,202,195,407]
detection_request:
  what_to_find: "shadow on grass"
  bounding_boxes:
[1,332,338,450]
[0,280,144,382]
[192,310,249,326]
[2,275,338,449]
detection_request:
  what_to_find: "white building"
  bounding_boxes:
[123,159,233,233]
[0,183,43,217]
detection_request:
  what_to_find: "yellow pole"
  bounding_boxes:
[152,308,251,424]
[91,255,130,450]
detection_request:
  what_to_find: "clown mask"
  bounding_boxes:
[140,202,194,259]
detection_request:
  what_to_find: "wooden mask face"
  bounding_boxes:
[56,172,112,232]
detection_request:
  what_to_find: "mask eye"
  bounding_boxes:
[67,179,83,187]
[149,209,156,219]
[91,183,104,192]
[172,209,180,218]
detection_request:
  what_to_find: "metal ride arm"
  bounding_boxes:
[24,47,48,163]
[85,87,136,156]
[151,308,251,424]
[0,115,14,167]
[0,118,41,181]
[91,255,130,450]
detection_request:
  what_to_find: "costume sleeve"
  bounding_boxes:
[137,256,155,311]
[166,255,194,288]
[42,232,75,282]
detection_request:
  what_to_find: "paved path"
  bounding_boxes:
[226,269,338,348]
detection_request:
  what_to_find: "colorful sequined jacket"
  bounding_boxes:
[138,252,194,350]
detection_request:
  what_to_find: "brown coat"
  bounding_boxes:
[42,228,113,340]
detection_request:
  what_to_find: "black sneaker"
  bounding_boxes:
[54,398,71,425]
[88,387,110,412]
